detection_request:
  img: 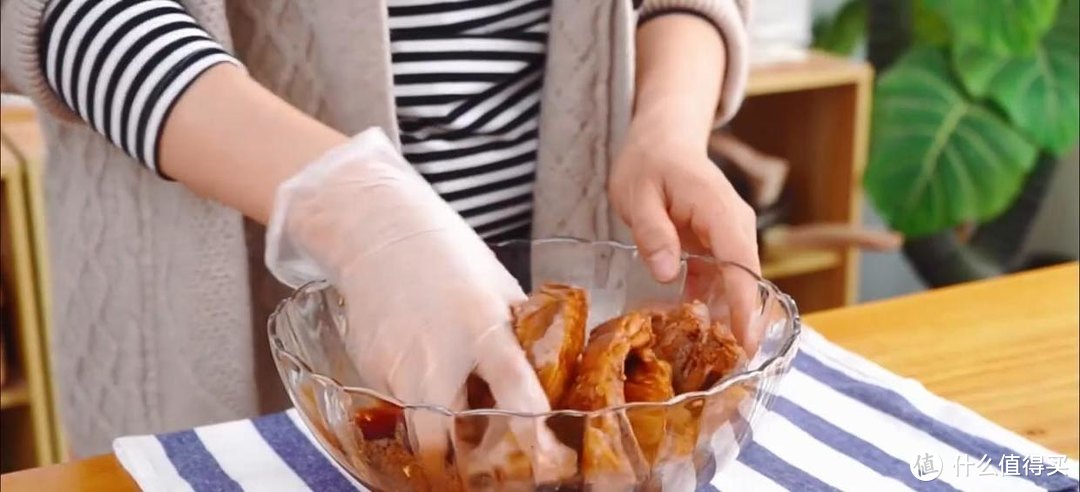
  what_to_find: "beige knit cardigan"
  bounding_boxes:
[0,0,750,456]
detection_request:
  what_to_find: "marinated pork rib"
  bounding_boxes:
[459,284,587,486]
[623,346,675,463]
[650,301,746,394]
[563,311,654,477]
[564,311,653,410]
[624,347,675,404]
[348,285,751,489]
[511,283,588,407]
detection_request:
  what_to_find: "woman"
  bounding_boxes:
[0,0,757,457]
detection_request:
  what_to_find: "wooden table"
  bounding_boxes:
[811,262,1079,459]
[2,264,1077,490]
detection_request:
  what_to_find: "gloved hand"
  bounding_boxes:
[265,128,569,476]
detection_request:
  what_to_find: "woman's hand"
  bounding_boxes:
[617,12,760,348]
[265,129,572,478]
[617,13,758,281]
[610,117,763,351]
[620,12,759,278]
[610,119,762,351]
[610,120,760,282]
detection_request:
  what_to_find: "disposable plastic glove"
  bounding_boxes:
[265,128,570,477]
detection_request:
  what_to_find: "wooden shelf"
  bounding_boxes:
[0,381,30,411]
[762,249,843,280]
[1,101,61,469]
[746,51,872,97]
[731,51,874,312]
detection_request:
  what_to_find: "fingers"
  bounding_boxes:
[701,200,763,354]
[722,268,762,355]
[391,338,467,468]
[627,184,683,283]
[408,387,466,479]
[682,255,715,307]
[475,329,577,482]
[667,171,762,355]
[684,242,762,355]
[475,330,550,413]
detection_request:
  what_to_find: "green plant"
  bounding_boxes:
[816,0,1079,238]
[812,0,867,55]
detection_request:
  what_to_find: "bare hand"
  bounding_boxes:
[609,121,762,350]
[610,123,760,280]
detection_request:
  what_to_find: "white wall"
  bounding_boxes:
[1021,147,1080,261]
[858,205,926,302]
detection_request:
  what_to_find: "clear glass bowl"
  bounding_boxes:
[269,239,801,491]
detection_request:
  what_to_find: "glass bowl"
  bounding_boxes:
[269,239,801,491]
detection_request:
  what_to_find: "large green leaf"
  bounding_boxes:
[812,0,867,56]
[952,0,1080,154]
[923,0,1059,55]
[912,0,950,47]
[865,48,1039,237]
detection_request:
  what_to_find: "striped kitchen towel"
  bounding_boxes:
[114,329,1080,491]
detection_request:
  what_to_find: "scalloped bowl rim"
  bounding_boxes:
[268,238,802,418]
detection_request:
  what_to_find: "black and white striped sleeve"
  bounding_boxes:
[39,0,243,175]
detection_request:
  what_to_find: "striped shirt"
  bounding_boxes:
[39,0,242,174]
[388,0,551,241]
[39,0,550,241]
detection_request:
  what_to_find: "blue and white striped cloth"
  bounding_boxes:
[114,329,1080,491]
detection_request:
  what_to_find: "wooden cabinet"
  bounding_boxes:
[1,100,61,472]
[733,51,873,313]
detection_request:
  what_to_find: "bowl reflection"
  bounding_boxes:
[269,239,800,491]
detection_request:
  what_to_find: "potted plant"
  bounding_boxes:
[814,0,1079,286]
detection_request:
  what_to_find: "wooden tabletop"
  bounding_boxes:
[811,262,1079,458]
[2,263,1077,490]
